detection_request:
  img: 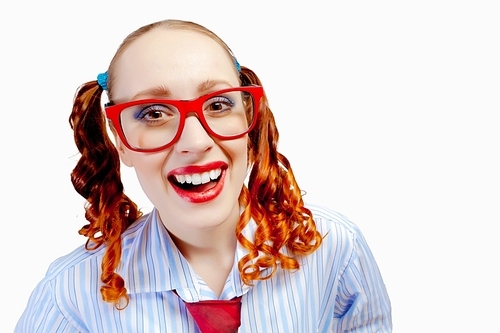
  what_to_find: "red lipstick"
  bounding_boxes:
[168,161,227,203]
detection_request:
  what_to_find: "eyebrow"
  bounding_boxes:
[131,85,171,100]
[131,79,233,100]
[197,79,233,94]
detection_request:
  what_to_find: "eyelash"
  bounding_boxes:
[205,96,235,109]
[130,93,236,121]
[133,105,171,121]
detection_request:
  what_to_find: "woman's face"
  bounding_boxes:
[111,28,248,234]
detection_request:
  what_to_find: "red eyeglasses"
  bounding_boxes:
[105,86,263,152]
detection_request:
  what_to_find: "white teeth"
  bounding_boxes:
[211,169,221,179]
[191,173,202,185]
[201,172,210,184]
[174,168,222,185]
[176,175,186,184]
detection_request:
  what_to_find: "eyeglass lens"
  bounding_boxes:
[119,90,254,150]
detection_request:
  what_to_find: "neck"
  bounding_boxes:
[164,205,239,254]
[171,230,237,298]
[170,227,237,260]
[159,207,240,297]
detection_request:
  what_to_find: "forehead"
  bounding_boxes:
[111,28,239,101]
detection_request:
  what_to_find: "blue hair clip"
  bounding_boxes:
[234,58,241,72]
[97,72,108,91]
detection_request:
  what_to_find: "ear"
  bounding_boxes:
[110,125,134,167]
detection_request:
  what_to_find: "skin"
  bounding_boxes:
[111,28,248,296]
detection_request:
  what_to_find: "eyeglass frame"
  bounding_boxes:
[104,85,264,153]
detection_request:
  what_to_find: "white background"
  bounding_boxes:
[1,1,499,332]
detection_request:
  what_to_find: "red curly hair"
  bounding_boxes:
[69,19,322,308]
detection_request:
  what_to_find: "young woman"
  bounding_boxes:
[16,19,392,332]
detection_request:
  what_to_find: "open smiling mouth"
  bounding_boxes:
[169,168,222,193]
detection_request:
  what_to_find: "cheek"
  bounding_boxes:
[223,138,249,176]
[127,152,170,191]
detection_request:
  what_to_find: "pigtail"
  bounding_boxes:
[236,67,323,284]
[69,81,142,307]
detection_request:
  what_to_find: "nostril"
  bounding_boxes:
[180,145,212,155]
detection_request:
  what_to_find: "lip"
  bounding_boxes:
[167,161,227,203]
[168,161,226,176]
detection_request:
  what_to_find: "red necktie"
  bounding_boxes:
[182,296,242,333]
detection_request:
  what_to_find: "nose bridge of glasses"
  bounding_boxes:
[178,98,203,119]
[177,98,210,134]
[180,102,209,135]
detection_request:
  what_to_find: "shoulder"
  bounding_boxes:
[16,213,157,332]
[304,203,376,273]
[306,202,362,242]
[44,213,151,282]
[305,205,393,330]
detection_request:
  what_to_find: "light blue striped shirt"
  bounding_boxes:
[15,203,392,332]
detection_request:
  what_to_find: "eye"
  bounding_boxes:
[204,96,235,117]
[133,104,177,125]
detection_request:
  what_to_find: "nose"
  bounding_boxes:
[174,114,214,154]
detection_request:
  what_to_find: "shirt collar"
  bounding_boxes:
[119,209,258,300]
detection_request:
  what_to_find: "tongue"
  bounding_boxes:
[180,181,217,193]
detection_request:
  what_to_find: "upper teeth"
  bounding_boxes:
[174,168,222,185]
